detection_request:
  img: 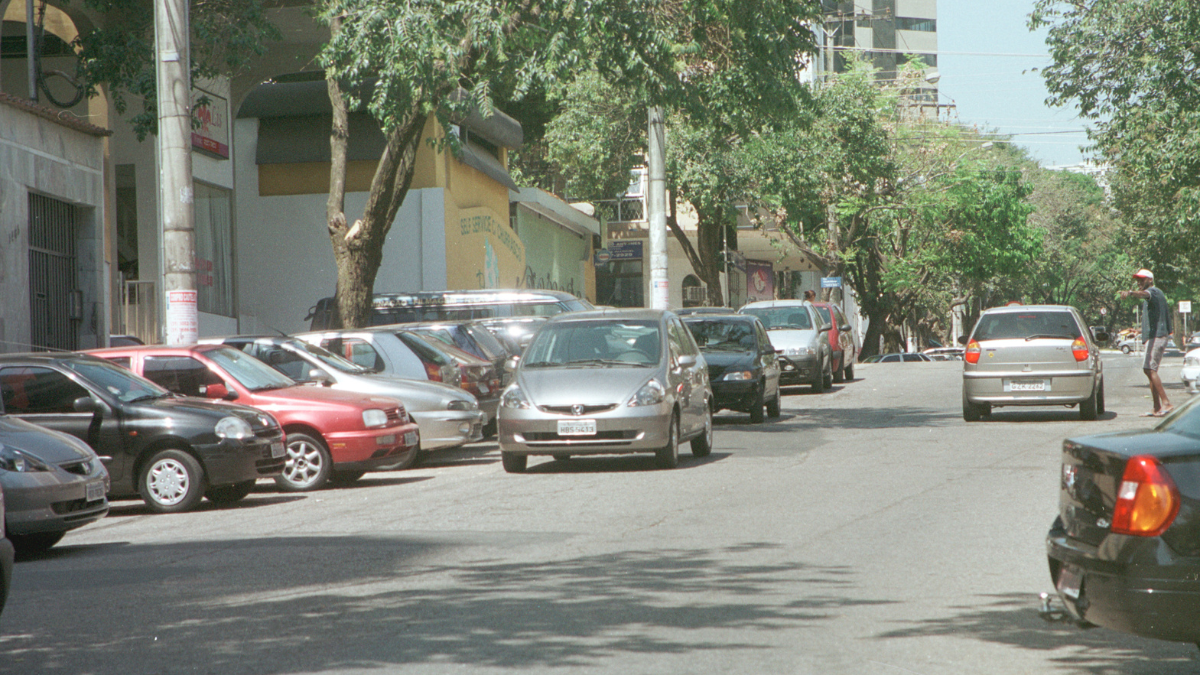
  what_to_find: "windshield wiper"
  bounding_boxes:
[1025,334,1076,341]
[564,359,641,367]
[126,392,166,403]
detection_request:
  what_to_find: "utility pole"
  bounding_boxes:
[155,0,197,345]
[646,105,669,310]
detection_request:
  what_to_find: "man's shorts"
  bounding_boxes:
[1143,336,1168,371]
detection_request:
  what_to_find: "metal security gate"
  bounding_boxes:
[28,193,81,351]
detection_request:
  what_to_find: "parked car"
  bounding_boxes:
[876,352,933,363]
[0,353,285,512]
[810,301,858,382]
[89,345,419,491]
[1182,348,1200,392]
[400,321,513,384]
[498,309,713,472]
[0,410,109,553]
[962,304,1107,422]
[306,289,593,330]
[404,333,503,434]
[477,316,547,356]
[738,301,833,393]
[1045,396,1200,646]
[204,336,484,454]
[1116,335,1140,354]
[682,313,781,422]
[922,347,964,361]
[0,485,10,614]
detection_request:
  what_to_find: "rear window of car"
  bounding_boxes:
[972,311,1082,341]
[741,307,813,330]
[683,318,757,351]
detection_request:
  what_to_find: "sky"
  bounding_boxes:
[937,0,1090,168]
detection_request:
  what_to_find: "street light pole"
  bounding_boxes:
[647,105,669,310]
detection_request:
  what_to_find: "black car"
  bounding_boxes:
[1046,397,1200,645]
[683,313,782,422]
[0,354,286,513]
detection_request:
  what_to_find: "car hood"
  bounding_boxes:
[517,366,656,406]
[699,351,757,372]
[766,329,821,349]
[329,372,474,412]
[0,415,95,463]
[239,384,401,413]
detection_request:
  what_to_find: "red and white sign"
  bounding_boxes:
[166,290,198,345]
[191,89,229,159]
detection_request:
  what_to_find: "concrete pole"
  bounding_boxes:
[155,0,197,344]
[647,106,669,310]
[26,0,37,101]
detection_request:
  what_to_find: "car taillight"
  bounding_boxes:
[1071,338,1089,362]
[964,340,981,364]
[1111,455,1180,537]
[423,361,443,382]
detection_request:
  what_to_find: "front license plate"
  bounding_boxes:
[404,431,418,446]
[1056,564,1082,600]
[86,480,106,502]
[270,440,286,458]
[1006,379,1048,392]
[558,419,597,436]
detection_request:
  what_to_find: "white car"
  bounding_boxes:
[1182,348,1200,392]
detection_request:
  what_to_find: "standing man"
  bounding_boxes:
[1121,268,1173,417]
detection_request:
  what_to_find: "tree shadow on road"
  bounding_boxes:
[874,592,1199,674]
[1,539,888,674]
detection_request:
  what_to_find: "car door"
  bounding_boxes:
[667,317,707,436]
[0,365,128,485]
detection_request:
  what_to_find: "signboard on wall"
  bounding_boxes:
[609,240,643,260]
[191,89,229,159]
[746,260,775,302]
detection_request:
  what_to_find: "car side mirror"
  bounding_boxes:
[505,355,520,373]
[73,396,110,416]
[202,383,237,401]
[819,323,833,333]
[1091,327,1110,344]
[677,354,698,368]
[839,323,851,332]
[308,369,335,386]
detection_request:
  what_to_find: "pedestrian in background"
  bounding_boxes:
[802,290,816,303]
[1121,268,1173,417]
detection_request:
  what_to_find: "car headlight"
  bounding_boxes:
[362,409,389,428]
[0,444,52,472]
[501,385,531,409]
[447,399,479,411]
[722,370,754,381]
[215,416,254,440]
[629,379,666,407]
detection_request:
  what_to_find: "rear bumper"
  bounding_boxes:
[1046,523,1200,643]
[963,370,1094,405]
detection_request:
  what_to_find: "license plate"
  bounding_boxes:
[478,383,490,394]
[1056,564,1082,600]
[558,419,597,436]
[86,480,106,502]
[270,440,286,458]
[1006,379,1047,392]
[404,431,418,446]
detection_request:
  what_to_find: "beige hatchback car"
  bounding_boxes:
[962,305,1108,421]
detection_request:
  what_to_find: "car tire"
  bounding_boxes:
[501,452,527,473]
[691,405,713,458]
[750,384,765,423]
[552,453,571,461]
[205,479,256,505]
[963,393,986,422]
[1121,345,1132,354]
[844,363,854,381]
[823,358,834,389]
[1080,384,1099,421]
[656,413,680,469]
[8,531,65,555]
[139,449,206,513]
[276,432,332,492]
[1097,377,1106,415]
[766,390,781,418]
[833,354,845,383]
[811,364,826,393]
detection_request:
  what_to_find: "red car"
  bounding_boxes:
[88,345,419,491]
[810,301,859,383]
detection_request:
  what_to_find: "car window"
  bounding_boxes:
[814,306,832,324]
[741,307,813,330]
[253,346,312,381]
[0,366,91,413]
[203,347,297,391]
[289,340,369,374]
[394,331,456,367]
[338,338,386,371]
[684,319,756,352]
[143,356,226,397]
[523,320,660,367]
[466,324,509,359]
[755,321,772,352]
[513,302,566,317]
[973,311,1083,341]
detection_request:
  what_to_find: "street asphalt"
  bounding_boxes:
[1,352,1197,674]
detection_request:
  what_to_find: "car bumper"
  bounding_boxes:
[498,403,672,456]
[778,356,818,384]
[963,371,1094,405]
[325,422,421,470]
[195,435,286,487]
[2,472,109,536]
[1047,523,1200,643]
[711,379,759,411]
[409,409,485,451]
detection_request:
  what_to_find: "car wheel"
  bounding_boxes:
[1080,384,1099,421]
[330,470,367,485]
[1121,345,1131,354]
[8,531,65,555]
[833,355,845,383]
[811,364,826,393]
[205,479,256,505]
[276,432,332,492]
[750,384,765,423]
[962,393,986,422]
[501,452,527,473]
[844,362,854,381]
[552,453,571,461]
[823,358,834,389]
[139,449,206,513]
[766,389,781,418]
[1097,377,1106,415]
[656,413,680,469]
[691,404,713,458]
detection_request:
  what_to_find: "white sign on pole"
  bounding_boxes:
[1181,301,1192,314]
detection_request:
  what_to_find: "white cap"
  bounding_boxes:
[1133,268,1154,280]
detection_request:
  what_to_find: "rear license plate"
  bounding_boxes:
[1057,564,1082,600]
[478,383,490,394]
[1006,379,1048,392]
[558,419,597,436]
[404,431,418,446]
[86,479,105,502]
[270,440,286,458]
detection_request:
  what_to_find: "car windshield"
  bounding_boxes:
[63,358,171,403]
[523,320,660,367]
[741,307,812,331]
[465,324,509,360]
[288,339,369,374]
[684,319,757,352]
[205,346,296,391]
[973,311,1082,341]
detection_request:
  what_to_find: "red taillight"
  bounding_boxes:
[1071,338,1089,362]
[423,360,443,382]
[1111,455,1180,537]
[964,340,981,364]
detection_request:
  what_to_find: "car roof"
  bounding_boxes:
[681,313,755,322]
[739,300,811,309]
[981,304,1078,315]
[545,308,670,324]
[0,351,112,366]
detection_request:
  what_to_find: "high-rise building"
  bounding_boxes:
[814,1,938,99]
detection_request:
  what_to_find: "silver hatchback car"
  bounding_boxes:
[962,305,1107,421]
[498,309,713,471]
